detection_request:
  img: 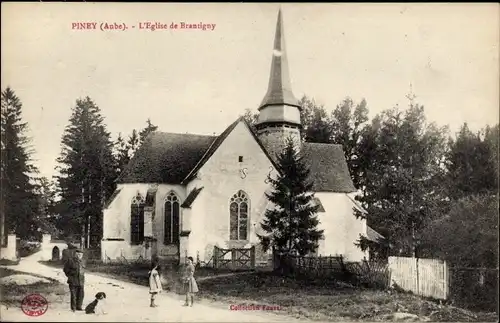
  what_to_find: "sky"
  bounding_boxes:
[1,3,499,180]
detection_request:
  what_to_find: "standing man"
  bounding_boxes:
[62,241,77,264]
[63,248,85,311]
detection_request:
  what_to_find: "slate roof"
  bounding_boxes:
[300,143,357,193]
[117,132,216,184]
[118,119,356,193]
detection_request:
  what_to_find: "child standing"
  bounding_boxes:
[148,260,162,307]
[183,256,199,307]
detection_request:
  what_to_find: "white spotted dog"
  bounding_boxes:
[85,292,107,315]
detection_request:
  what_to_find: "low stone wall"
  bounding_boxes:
[40,234,68,261]
[101,239,150,263]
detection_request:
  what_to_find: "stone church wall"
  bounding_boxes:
[189,120,278,262]
[315,192,367,261]
[102,183,187,262]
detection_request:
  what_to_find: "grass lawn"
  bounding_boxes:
[197,272,498,322]
[0,267,68,308]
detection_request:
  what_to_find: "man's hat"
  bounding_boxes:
[75,248,84,253]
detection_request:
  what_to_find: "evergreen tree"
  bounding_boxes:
[258,137,324,257]
[299,95,333,143]
[138,118,158,144]
[55,97,117,248]
[34,176,57,218]
[114,133,130,176]
[32,176,62,239]
[445,123,498,200]
[242,109,259,132]
[354,94,448,257]
[127,129,140,158]
[1,87,39,240]
[330,98,370,189]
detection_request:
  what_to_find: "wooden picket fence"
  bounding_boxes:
[388,256,449,300]
[274,253,346,278]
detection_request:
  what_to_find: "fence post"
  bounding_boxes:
[319,255,322,276]
[250,246,255,269]
[339,255,346,272]
[213,246,218,269]
[443,260,449,299]
[231,248,236,270]
[416,257,420,296]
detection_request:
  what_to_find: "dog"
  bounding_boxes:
[85,292,107,315]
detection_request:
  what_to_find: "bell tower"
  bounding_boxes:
[256,9,302,158]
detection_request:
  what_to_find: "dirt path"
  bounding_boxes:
[1,253,295,322]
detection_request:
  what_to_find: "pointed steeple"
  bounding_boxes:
[259,9,300,110]
[256,9,302,157]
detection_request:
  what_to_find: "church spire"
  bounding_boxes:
[256,9,302,157]
[258,9,300,110]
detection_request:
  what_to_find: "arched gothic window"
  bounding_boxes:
[164,192,180,245]
[130,192,145,245]
[229,191,249,241]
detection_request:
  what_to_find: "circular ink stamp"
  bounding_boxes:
[21,294,48,317]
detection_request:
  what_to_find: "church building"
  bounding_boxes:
[101,10,382,264]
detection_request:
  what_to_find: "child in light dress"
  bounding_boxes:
[183,256,199,307]
[148,260,163,307]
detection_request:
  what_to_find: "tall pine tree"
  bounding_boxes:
[258,137,324,257]
[1,87,39,241]
[354,93,448,257]
[114,133,130,177]
[299,95,333,143]
[445,123,498,200]
[330,98,370,189]
[127,129,140,159]
[32,176,62,239]
[138,118,158,145]
[242,109,259,133]
[55,97,116,248]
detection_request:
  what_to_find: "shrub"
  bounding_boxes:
[345,260,390,289]
[17,241,41,258]
[420,194,498,268]
[449,267,499,313]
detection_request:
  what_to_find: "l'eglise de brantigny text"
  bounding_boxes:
[138,22,217,31]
